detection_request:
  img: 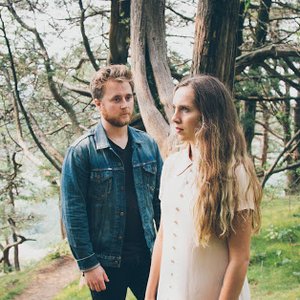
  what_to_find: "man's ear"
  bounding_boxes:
[94,98,101,107]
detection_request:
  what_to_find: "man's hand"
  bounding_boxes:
[84,266,109,292]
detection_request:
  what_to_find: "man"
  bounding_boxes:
[61,64,162,300]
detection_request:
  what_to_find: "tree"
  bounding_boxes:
[191,0,240,90]
[130,0,174,156]
[234,0,300,189]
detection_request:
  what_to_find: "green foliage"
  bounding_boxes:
[243,0,252,13]
[0,262,37,299]
[265,225,298,243]
[53,281,90,300]
[248,196,300,299]
[54,282,136,300]
[46,239,71,261]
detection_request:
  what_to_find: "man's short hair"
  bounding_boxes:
[90,64,134,99]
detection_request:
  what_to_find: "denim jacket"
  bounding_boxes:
[61,122,163,271]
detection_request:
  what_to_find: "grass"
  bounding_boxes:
[53,283,136,300]
[0,253,63,300]
[0,270,29,300]
[248,194,300,299]
[1,194,299,300]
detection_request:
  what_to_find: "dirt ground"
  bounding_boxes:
[13,255,80,300]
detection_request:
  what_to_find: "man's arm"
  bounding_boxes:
[61,146,99,271]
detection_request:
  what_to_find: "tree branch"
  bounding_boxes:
[283,57,300,78]
[235,44,300,74]
[6,1,82,135]
[78,0,99,70]
[235,95,300,102]
[262,129,300,187]
[54,77,91,97]
[165,4,194,22]
[28,112,64,165]
[0,12,62,172]
[255,120,283,141]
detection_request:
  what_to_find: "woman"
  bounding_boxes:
[145,75,262,300]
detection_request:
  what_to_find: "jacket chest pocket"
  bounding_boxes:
[142,162,157,193]
[89,170,113,205]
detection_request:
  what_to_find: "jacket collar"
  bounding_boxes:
[176,146,193,176]
[94,120,143,150]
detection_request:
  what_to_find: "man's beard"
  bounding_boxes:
[101,109,132,127]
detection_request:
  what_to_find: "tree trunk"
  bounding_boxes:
[243,101,257,155]
[287,89,300,194]
[191,0,240,91]
[3,246,12,273]
[108,0,130,64]
[261,104,269,167]
[282,100,294,194]
[130,0,173,157]
[243,0,272,153]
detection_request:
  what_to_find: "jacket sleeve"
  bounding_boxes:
[61,145,99,271]
[153,141,163,231]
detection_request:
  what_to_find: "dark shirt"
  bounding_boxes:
[108,136,149,259]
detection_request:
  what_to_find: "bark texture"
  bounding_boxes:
[130,0,174,156]
[191,0,240,90]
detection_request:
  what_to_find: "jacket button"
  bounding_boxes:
[120,211,125,216]
[118,236,123,240]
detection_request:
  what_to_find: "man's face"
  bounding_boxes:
[94,79,134,127]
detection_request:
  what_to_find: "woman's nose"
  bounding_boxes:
[172,111,180,123]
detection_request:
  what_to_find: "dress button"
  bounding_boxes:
[174,220,178,224]
[173,233,177,237]
[176,207,180,212]
[172,246,176,250]
[180,193,184,198]
[171,259,175,263]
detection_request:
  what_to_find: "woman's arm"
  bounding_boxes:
[219,211,252,300]
[145,224,164,300]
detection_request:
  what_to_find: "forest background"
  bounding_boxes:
[0,0,299,298]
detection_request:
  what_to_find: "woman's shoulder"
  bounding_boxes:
[165,148,184,162]
[163,148,187,170]
[234,163,256,211]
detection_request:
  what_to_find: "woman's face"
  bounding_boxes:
[172,86,202,145]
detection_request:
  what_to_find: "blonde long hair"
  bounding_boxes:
[175,75,261,246]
